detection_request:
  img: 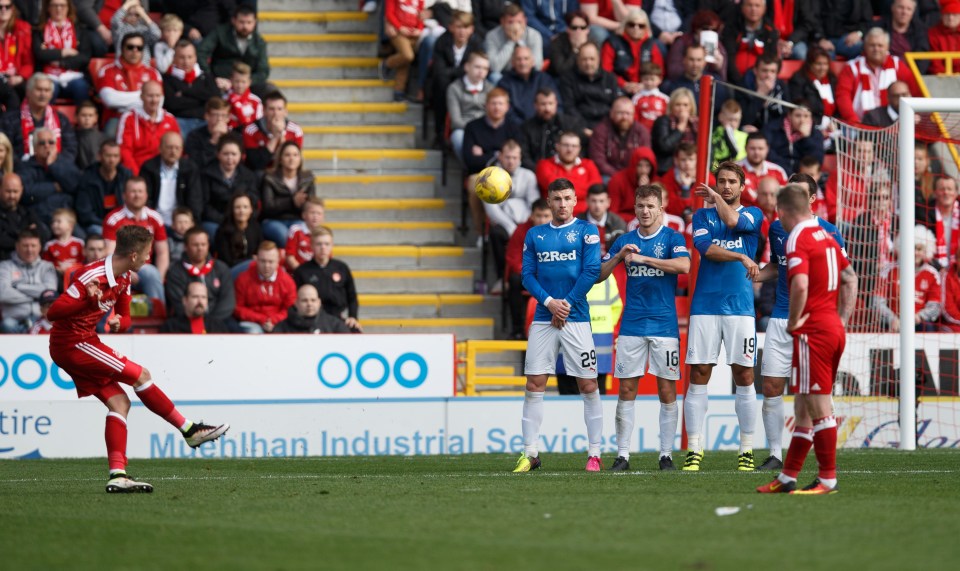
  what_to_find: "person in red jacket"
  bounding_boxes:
[95,31,162,133]
[607,146,657,223]
[600,8,664,96]
[116,80,180,174]
[835,28,918,124]
[929,1,960,75]
[382,0,424,101]
[534,131,602,216]
[0,3,33,109]
[233,240,297,334]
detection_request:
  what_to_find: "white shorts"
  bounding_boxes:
[686,314,757,367]
[525,321,597,379]
[615,335,681,380]
[761,318,792,378]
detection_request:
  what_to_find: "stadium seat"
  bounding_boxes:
[88,57,111,79]
[53,104,77,125]
[778,59,803,80]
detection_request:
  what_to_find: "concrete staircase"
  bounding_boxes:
[260,0,500,339]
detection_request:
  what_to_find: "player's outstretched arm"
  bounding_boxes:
[696,183,739,228]
[838,265,858,327]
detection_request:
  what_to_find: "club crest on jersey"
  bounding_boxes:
[653,243,665,258]
[584,234,600,244]
[673,245,687,253]
[97,298,116,312]
[565,230,579,243]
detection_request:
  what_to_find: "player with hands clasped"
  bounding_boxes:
[514,178,602,473]
[682,161,763,472]
[600,184,690,471]
[47,226,229,494]
[757,184,858,495]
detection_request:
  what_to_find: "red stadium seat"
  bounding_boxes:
[779,59,803,80]
[88,57,111,80]
[54,104,77,125]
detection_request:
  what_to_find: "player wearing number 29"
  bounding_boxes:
[598,184,690,472]
[757,184,858,495]
[514,178,603,473]
[47,226,229,493]
[683,161,762,472]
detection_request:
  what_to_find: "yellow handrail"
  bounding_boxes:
[904,51,960,172]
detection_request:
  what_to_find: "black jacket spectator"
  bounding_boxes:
[293,258,359,321]
[197,21,270,85]
[719,11,779,85]
[261,171,316,222]
[762,119,825,175]
[651,115,697,176]
[15,157,81,224]
[881,10,931,74]
[779,0,823,46]
[788,69,837,128]
[0,199,46,260]
[471,0,506,37]
[548,33,580,78]
[74,162,132,231]
[185,125,218,169]
[462,117,523,174]
[429,31,484,138]
[520,112,586,171]
[140,155,203,221]
[165,0,237,38]
[76,127,108,171]
[165,255,235,320]
[861,106,898,128]
[1,108,78,165]
[559,68,621,128]
[199,162,259,225]
[737,70,790,131]
[159,314,234,333]
[163,73,222,120]
[212,220,262,267]
[820,0,874,41]
[273,306,352,334]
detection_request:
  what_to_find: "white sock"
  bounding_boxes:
[777,472,797,484]
[582,389,603,457]
[819,477,838,489]
[615,399,635,459]
[521,390,544,458]
[659,401,678,458]
[684,384,709,452]
[762,395,784,459]
[735,384,758,453]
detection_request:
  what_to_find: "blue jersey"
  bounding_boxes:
[522,218,601,323]
[769,217,846,319]
[604,225,689,338]
[690,205,762,316]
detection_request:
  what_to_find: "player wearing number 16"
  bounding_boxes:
[514,178,603,473]
[599,184,690,471]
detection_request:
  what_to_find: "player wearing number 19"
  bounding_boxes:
[599,184,690,471]
[515,178,603,473]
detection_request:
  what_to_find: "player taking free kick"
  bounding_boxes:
[47,226,230,493]
[756,184,858,495]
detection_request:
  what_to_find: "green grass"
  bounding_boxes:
[1,450,957,570]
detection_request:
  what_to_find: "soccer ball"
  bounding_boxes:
[474,166,513,204]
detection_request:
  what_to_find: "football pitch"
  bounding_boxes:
[2,450,956,570]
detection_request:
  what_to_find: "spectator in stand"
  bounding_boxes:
[141,131,201,225]
[664,43,730,109]
[293,226,362,332]
[928,1,960,74]
[826,136,890,223]
[588,95,650,179]
[261,141,316,248]
[941,254,960,332]
[95,31,162,134]
[153,13,183,75]
[485,139,539,289]
[27,288,56,334]
[446,51,494,161]
[498,44,560,125]
[226,62,262,130]
[213,192,261,272]
[710,98,747,171]
[163,39,223,136]
[666,9,727,82]
[16,127,80,225]
[768,0,823,61]
[737,132,788,205]
[199,133,258,237]
[273,283,352,334]
[185,97,230,169]
[74,0,112,57]
[548,10,590,78]
[471,0,505,38]
[534,130,602,215]
[33,0,90,103]
[737,54,789,132]
[836,27,919,124]
[381,0,424,101]
[166,0,236,41]
[242,91,304,172]
[763,102,824,175]
[520,87,585,171]
[843,175,897,307]
[197,5,269,97]
[116,80,180,175]
[504,198,551,338]
[524,0,575,48]
[787,46,837,132]
[922,175,960,270]
[75,140,129,234]
[877,226,942,332]
[915,143,937,223]
[607,145,656,222]
[883,0,930,74]
[74,100,106,170]
[578,0,623,46]
[41,205,81,274]
[167,206,193,263]
[820,0,874,61]
[2,72,77,164]
[483,3,543,83]
[164,226,235,320]
[284,197,325,272]
[862,81,910,128]
[428,11,483,146]
[601,8,664,97]
[631,62,668,131]
[160,280,234,333]
[233,240,297,334]
[102,176,168,300]
[578,183,627,254]
[720,0,778,85]
[0,132,11,175]
[661,141,709,226]
[644,0,688,49]
[651,87,696,176]
[110,0,159,63]
[559,41,621,133]
[0,228,56,331]
[1,172,46,259]
[0,1,33,110]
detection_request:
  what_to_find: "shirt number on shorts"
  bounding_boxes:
[580,350,597,368]
[665,350,679,367]
[743,338,756,355]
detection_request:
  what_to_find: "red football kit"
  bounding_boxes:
[42,236,85,270]
[285,222,313,269]
[228,89,263,129]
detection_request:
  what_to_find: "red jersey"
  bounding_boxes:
[632,89,669,130]
[534,156,603,216]
[885,263,942,316]
[285,222,313,269]
[95,61,163,123]
[103,206,168,242]
[42,236,85,270]
[48,257,133,344]
[786,217,851,330]
[228,89,263,129]
[242,120,305,152]
[116,108,181,174]
[739,159,788,207]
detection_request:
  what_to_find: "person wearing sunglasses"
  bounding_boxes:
[95,31,162,137]
[600,8,665,96]
[32,0,91,104]
[548,9,590,78]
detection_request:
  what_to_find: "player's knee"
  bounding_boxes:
[761,380,785,398]
[110,394,131,416]
[578,378,599,394]
[137,368,152,384]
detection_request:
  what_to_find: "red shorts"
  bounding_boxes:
[50,338,143,403]
[790,329,845,395]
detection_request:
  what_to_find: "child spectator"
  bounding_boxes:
[632,63,669,131]
[167,206,194,263]
[74,100,107,170]
[227,62,263,130]
[28,289,57,334]
[446,51,493,162]
[110,0,159,65]
[659,141,700,223]
[41,207,83,274]
[285,197,326,272]
[153,13,184,74]
[878,226,942,332]
[710,99,747,171]
[233,240,297,334]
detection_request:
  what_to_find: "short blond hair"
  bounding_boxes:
[159,13,183,31]
[52,208,77,224]
[311,226,333,240]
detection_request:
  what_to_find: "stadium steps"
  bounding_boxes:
[269,56,379,80]
[358,294,499,319]
[353,270,474,294]
[335,246,481,270]
[287,101,420,125]
[325,221,456,245]
[273,79,395,103]
[303,149,442,172]
[302,125,416,149]
[323,198,455,221]
[263,34,378,58]
[314,174,437,198]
